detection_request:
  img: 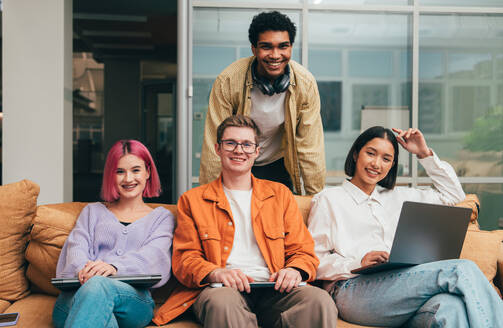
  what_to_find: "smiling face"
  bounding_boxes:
[251,30,292,81]
[215,126,259,177]
[115,154,150,201]
[350,137,395,195]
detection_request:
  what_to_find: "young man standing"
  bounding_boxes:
[199,11,325,195]
[154,115,337,327]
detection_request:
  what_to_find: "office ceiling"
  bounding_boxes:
[73,0,177,62]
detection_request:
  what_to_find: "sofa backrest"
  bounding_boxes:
[25,195,499,298]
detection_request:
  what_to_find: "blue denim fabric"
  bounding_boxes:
[52,276,155,328]
[333,259,503,328]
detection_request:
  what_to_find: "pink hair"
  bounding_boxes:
[100,140,161,202]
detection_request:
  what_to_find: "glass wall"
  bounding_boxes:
[418,15,503,178]
[192,1,503,229]
[308,11,412,177]
[72,3,178,202]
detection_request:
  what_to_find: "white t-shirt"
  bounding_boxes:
[250,87,286,166]
[224,186,271,281]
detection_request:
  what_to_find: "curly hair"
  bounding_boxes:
[248,11,296,47]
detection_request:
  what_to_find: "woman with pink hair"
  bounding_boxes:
[53,140,175,328]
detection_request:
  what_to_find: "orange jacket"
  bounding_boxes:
[153,175,319,325]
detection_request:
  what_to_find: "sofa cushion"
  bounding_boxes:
[0,179,39,301]
[4,294,56,327]
[460,225,503,296]
[294,195,314,225]
[25,203,88,295]
[0,300,11,313]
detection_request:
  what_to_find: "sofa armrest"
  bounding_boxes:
[456,194,480,224]
[494,230,503,297]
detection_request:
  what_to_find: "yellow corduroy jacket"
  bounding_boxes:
[152,175,319,325]
[199,56,326,195]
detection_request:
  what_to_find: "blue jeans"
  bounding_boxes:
[52,276,155,328]
[333,259,503,328]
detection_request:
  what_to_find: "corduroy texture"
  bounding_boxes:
[0,179,39,301]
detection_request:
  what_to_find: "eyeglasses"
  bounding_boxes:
[219,139,258,154]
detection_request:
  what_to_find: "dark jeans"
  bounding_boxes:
[252,157,293,192]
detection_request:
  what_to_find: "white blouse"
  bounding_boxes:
[307,152,465,283]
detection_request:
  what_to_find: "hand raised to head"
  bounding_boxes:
[392,128,432,159]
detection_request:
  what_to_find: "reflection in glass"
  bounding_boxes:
[309,0,410,4]
[318,81,342,132]
[419,83,443,134]
[451,86,490,132]
[420,52,443,79]
[419,15,503,177]
[73,53,104,176]
[192,78,215,176]
[309,12,411,177]
[349,51,393,78]
[463,184,503,230]
[352,84,390,129]
[197,0,301,3]
[448,53,492,80]
[420,0,503,7]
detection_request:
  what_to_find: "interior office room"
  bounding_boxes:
[1,0,503,229]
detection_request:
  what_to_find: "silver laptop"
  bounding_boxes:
[351,201,471,275]
[51,274,162,291]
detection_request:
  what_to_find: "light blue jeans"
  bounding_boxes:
[52,276,155,328]
[333,259,503,328]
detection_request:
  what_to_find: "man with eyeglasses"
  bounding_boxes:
[199,10,325,195]
[153,115,337,327]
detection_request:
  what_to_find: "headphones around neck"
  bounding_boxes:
[251,60,290,96]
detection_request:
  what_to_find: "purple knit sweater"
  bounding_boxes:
[56,202,175,288]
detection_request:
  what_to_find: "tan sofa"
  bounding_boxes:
[1,180,502,328]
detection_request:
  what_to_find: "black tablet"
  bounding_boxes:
[51,274,162,291]
[209,281,306,288]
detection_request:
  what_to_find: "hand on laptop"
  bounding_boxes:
[205,268,254,293]
[78,260,117,284]
[361,251,390,267]
[269,267,302,293]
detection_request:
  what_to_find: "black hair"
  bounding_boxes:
[248,11,296,47]
[344,126,399,189]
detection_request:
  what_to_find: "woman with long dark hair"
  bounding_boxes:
[308,126,503,327]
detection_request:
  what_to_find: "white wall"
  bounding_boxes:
[2,0,73,204]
